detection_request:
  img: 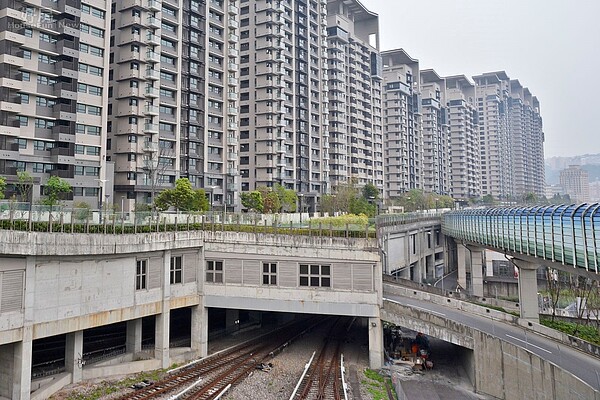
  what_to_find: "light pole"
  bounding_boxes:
[434,197,439,213]
[298,193,304,224]
[95,178,108,223]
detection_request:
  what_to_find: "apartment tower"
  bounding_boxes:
[508,80,544,198]
[326,0,383,193]
[473,71,513,200]
[381,49,422,197]
[0,1,111,205]
[445,75,480,200]
[237,0,329,212]
[560,165,589,203]
[109,0,240,211]
[419,69,449,195]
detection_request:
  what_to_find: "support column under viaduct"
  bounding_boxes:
[512,259,540,323]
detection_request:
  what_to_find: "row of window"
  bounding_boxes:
[135,259,332,290]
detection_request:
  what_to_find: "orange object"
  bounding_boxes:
[411,344,418,354]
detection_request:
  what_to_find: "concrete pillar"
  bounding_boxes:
[12,328,32,400]
[191,305,208,358]
[368,317,383,369]
[513,259,540,323]
[156,250,171,368]
[65,330,84,384]
[457,244,468,290]
[469,246,484,297]
[155,311,170,368]
[126,319,143,355]
[225,309,240,334]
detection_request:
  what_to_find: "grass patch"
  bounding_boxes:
[541,318,600,346]
[51,369,166,400]
[362,369,396,400]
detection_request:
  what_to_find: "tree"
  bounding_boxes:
[154,178,209,212]
[0,176,5,200]
[481,194,495,205]
[274,184,297,212]
[240,191,263,212]
[362,183,379,201]
[349,196,376,217]
[15,171,34,203]
[319,194,336,214]
[263,191,281,213]
[42,176,71,208]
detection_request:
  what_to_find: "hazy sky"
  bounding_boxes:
[361,0,600,158]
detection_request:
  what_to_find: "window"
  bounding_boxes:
[136,259,147,290]
[299,264,331,287]
[170,256,182,284]
[206,260,223,283]
[262,262,277,285]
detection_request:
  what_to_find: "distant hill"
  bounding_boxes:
[545,153,600,184]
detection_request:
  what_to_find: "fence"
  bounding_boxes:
[0,201,376,239]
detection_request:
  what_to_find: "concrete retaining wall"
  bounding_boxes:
[474,330,600,400]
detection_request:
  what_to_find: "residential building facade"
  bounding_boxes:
[0,0,111,205]
[237,0,330,212]
[445,75,480,201]
[326,0,383,193]
[419,69,449,195]
[381,49,422,198]
[560,165,589,203]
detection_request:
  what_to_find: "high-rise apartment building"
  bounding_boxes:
[560,165,589,203]
[381,49,422,197]
[444,75,480,201]
[508,80,545,198]
[0,1,111,205]
[473,71,513,200]
[419,69,449,195]
[473,71,544,201]
[326,0,383,193]
[237,0,329,212]
[108,0,240,211]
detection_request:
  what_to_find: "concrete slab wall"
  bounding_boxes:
[473,330,600,400]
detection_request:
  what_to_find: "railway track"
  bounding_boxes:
[291,318,350,400]
[116,317,321,400]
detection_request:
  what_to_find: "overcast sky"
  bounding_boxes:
[361,0,600,158]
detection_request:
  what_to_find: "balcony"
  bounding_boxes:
[227,92,238,100]
[145,33,160,46]
[227,63,239,72]
[227,152,238,161]
[228,19,239,29]
[147,17,160,29]
[227,107,238,115]
[143,141,158,152]
[227,136,238,145]
[144,123,159,133]
[228,33,239,43]
[145,86,160,97]
[145,51,160,63]
[146,0,161,11]
[228,48,239,57]
[144,104,159,115]
[228,122,238,130]
[228,4,239,14]
[145,68,160,80]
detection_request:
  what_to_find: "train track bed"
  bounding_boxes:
[290,318,352,400]
[112,317,321,400]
